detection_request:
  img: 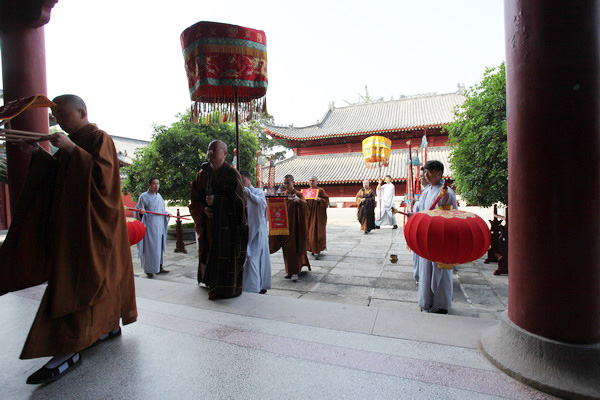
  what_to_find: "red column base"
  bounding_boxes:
[480,312,600,399]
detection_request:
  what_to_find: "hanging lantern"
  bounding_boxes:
[404,209,491,269]
[126,217,146,246]
[362,135,392,168]
[180,21,268,125]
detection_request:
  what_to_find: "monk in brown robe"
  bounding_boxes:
[356,179,376,234]
[269,174,311,282]
[0,95,137,384]
[305,176,329,259]
[189,140,247,300]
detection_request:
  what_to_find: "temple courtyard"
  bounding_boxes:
[0,208,552,400]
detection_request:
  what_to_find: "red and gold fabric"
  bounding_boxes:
[181,21,267,103]
[267,197,289,235]
[362,135,392,168]
[301,188,319,200]
[404,209,491,269]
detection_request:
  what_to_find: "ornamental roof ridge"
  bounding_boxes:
[264,91,465,141]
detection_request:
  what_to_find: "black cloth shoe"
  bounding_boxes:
[284,274,291,279]
[158,268,170,274]
[93,327,121,347]
[392,225,398,229]
[374,226,380,229]
[259,289,267,294]
[27,353,81,384]
[427,307,448,315]
[146,273,154,278]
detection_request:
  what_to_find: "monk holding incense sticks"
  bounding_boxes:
[0,95,137,384]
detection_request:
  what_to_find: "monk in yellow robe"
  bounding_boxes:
[0,95,137,384]
[305,176,329,259]
[269,174,310,281]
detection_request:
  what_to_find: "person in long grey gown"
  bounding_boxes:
[412,168,431,283]
[135,178,170,278]
[240,171,272,294]
[414,161,458,314]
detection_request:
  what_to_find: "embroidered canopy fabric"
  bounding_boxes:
[181,21,267,124]
[362,135,392,168]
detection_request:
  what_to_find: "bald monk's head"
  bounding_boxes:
[207,140,228,170]
[309,176,318,189]
[51,95,89,134]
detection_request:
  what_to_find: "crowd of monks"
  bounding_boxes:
[0,94,457,385]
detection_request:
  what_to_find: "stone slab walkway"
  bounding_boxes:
[133,209,508,319]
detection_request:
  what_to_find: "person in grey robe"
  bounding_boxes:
[135,178,170,278]
[375,175,398,229]
[412,167,431,283]
[240,171,272,294]
[413,161,458,314]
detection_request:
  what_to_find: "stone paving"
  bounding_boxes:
[133,209,508,319]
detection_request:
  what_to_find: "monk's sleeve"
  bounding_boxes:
[0,150,57,295]
[189,171,206,235]
[355,190,363,207]
[319,188,330,207]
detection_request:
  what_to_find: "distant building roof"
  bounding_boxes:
[265,92,465,142]
[262,146,452,185]
[111,135,150,165]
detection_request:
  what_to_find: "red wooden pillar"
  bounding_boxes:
[480,1,600,399]
[0,1,56,216]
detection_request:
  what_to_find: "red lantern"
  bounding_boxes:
[126,217,146,246]
[404,209,491,269]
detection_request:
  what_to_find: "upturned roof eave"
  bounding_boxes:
[264,123,448,142]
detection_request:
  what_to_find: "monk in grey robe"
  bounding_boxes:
[413,160,458,314]
[0,95,137,384]
[135,178,170,278]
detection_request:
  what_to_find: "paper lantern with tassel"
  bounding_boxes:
[126,217,146,246]
[404,209,491,269]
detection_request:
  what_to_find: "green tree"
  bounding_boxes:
[122,112,259,206]
[246,118,290,162]
[445,63,507,207]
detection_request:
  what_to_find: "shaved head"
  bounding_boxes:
[208,140,227,153]
[52,95,87,112]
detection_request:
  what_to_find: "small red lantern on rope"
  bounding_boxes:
[126,217,146,246]
[404,209,491,269]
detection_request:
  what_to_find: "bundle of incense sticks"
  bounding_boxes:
[125,207,192,220]
[0,127,55,142]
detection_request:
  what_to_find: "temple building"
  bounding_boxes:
[262,90,465,205]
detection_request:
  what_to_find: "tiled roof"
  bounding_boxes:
[262,146,452,185]
[111,135,150,165]
[265,92,464,141]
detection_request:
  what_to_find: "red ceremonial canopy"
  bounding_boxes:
[181,21,268,124]
[0,95,55,123]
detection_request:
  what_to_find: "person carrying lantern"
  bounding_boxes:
[305,176,329,259]
[0,95,137,384]
[189,140,247,300]
[413,160,458,314]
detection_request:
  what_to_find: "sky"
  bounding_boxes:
[0,0,505,141]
